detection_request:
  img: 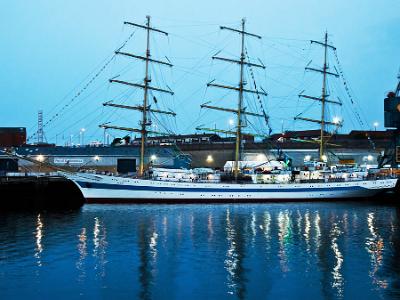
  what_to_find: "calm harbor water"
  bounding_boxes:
[1,202,400,299]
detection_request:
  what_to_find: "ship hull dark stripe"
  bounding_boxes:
[76,181,366,193]
[85,196,385,204]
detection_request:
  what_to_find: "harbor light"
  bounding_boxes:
[80,128,86,145]
[94,155,100,162]
[206,155,213,163]
[150,154,157,161]
[333,117,341,125]
[36,155,45,162]
[304,155,311,162]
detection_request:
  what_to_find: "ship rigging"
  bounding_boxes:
[196,19,269,181]
[99,16,175,177]
[294,32,343,162]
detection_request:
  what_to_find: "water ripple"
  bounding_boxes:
[1,203,400,299]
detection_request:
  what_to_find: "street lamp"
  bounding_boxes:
[80,128,86,145]
[373,122,379,131]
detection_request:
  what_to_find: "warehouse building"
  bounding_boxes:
[0,128,397,173]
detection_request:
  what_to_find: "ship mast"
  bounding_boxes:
[396,68,400,97]
[320,32,329,161]
[235,19,246,180]
[295,32,341,162]
[196,18,267,181]
[100,16,175,176]
[141,15,151,177]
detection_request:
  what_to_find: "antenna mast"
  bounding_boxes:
[295,32,341,162]
[37,110,44,144]
[100,16,174,177]
[197,19,267,181]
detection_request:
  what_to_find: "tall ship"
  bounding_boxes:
[63,17,398,202]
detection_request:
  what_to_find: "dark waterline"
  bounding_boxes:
[1,202,400,299]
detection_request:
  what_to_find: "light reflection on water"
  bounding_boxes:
[1,203,400,299]
[330,221,344,297]
[34,214,43,267]
[76,227,87,281]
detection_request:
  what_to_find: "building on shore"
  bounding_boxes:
[0,129,398,173]
[0,127,26,147]
[134,130,395,168]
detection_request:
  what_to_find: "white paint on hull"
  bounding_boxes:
[64,173,398,201]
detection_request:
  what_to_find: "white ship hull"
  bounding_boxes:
[65,173,398,203]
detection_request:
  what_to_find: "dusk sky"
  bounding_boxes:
[1,0,399,145]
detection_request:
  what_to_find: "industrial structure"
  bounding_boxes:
[382,71,400,166]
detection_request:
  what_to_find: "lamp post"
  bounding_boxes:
[80,128,86,145]
[373,122,379,131]
[333,117,341,126]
